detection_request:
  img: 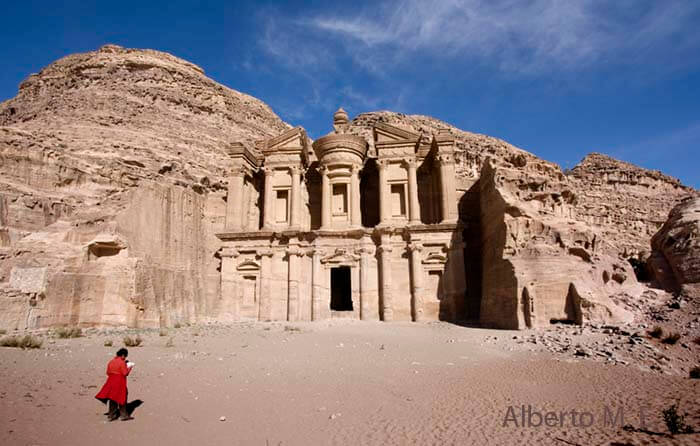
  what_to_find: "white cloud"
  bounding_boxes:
[283,0,700,75]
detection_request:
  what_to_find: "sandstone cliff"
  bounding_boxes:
[0,44,286,329]
[649,197,700,296]
[569,153,695,257]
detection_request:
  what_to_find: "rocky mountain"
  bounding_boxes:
[0,45,696,330]
[0,44,286,328]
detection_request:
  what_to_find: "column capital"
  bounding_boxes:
[436,154,454,164]
[318,165,329,176]
[231,163,249,177]
[257,249,275,258]
[310,247,326,257]
[407,242,423,253]
[377,245,393,255]
[220,247,240,257]
[376,158,390,170]
[402,158,419,169]
[355,246,375,256]
[350,164,362,175]
[289,165,303,175]
[285,247,303,257]
[262,166,275,176]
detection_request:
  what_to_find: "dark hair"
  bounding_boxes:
[116,348,128,357]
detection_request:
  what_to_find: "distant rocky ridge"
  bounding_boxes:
[0,45,696,330]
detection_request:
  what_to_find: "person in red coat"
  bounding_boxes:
[95,348,134,421]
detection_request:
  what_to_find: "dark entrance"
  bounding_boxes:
[330,266,353,311]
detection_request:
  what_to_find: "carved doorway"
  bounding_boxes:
[330,266,353,311]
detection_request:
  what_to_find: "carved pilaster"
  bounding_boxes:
[220,248,241,321]
[311,248,324,320]
[377,159,390,225]
[350,164,362,227]
[262,167,275,229]
[404,159,421,225]
[377,237,393,321]
[356,245,374,320]
[408,242,424,322]
[225,164,248,231]
[286,246,302,321]
[320,167,330,229]
[258,249,274,321]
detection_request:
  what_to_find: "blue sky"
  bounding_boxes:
[2,0,699,187]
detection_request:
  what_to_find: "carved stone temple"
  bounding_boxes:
[216,109,466,322]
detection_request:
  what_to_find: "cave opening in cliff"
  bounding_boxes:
[627,256,650,282]
[87,242,123,260]
[330,266,353,311]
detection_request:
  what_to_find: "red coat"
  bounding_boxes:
[95,356,131,405]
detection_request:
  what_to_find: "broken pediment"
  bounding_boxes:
[226,142,262,168]
[373,122,421,143]
[431,129,456,156]
[262,127,309,156]
[422,249,447,265]
[320,248,360,265]
[237,259,260,271]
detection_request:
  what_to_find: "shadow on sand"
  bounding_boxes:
[126,399,144,416]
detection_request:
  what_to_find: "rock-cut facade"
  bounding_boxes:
[217,109,466,322]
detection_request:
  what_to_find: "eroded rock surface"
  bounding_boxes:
[0,44,286,329]
[649,197,700,297]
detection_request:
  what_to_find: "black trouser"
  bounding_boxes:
[107,399,128,420]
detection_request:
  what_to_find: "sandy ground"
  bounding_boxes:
[1,321,698,446]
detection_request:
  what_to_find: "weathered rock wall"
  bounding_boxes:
[570,153,696,257]
[0,45,286,328]
[649,197,700,296]
[479,160,637,329]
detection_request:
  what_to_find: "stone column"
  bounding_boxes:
[286,247,301,321]
[258,249,274,321]
[406,159,421,225]
[263,167,275,229]
[378,234,393,321]
[290,166,301,229]
[311,248,324,320]
[438,154,458,223]
[225,165,246,231]
[220,248,240,320]
[408,242,424,322]
[377,159,390,225]
[320,167,331,229]
[240,179,250,230]
[358,245,373,320]
[350,165,362,227]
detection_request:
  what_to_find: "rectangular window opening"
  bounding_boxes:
[391,184,407,217]
[332,183,348,216]
[275,190,289,223]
